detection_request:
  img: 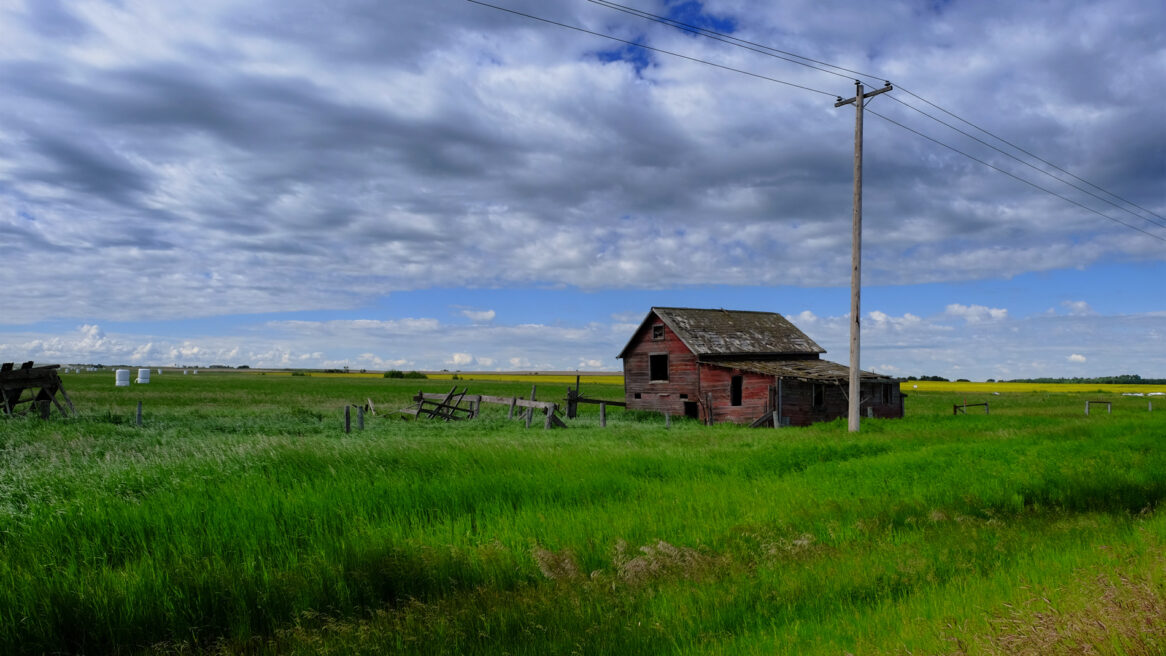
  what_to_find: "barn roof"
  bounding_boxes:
[710,358,898,384]
[617,307,826,359]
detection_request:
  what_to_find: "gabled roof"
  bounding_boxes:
[617,307,826,359]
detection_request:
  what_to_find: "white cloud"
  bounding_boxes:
[448,352,474,367]
[460,309,496,322]
[0,0,1162,326]
[1061,301,1095,316]
[944,304,1009,323]
[2,306,1164,381]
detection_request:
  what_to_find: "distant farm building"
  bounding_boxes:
[617,307,903,426]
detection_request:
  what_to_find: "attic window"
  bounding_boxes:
[649,354,669,382]
[652,324,664,340]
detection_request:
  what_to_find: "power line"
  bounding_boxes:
[866,108,1166,243]
[884,93,1166,232]
[586,0,857,82]
[586,0,883,84]
[893,85,1166,225]
[587,0,1166,231]
[464,0,836,97]
[470,0,1164,243]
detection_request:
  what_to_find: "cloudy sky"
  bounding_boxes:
[1,0,1163,380]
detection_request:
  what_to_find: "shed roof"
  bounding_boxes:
[710,358,897,384]
[617,307,826,359]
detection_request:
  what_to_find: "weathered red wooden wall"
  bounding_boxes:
[623,313,904,426]
[698,365,770,424]
[622,315,701,416]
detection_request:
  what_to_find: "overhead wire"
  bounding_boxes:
[587,0,883,84]
[892,85,1166,225]
[469,0,1164,242]
[865,108,1166,242]
[586,0,857,82]
[585,0,1166,235]
[464,0,836,97]
[884,93,1166,231]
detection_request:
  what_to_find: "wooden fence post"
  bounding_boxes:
[508,397,517,419]
[566,389,577,419]
[525,407,533,428]
[544,406,552,430]
[345,405,351,433]
[357,405,364,430]
[600,402,607,427]
[665,412,671,428]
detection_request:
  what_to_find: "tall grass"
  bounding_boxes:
[0,372,1161,654]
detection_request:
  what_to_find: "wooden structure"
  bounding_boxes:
[954,402,990,415]
[564,376,626,419]
[617,308,903,427]
[410,387,567,429]
[1,362,75,419]
[1085,400,1111,415]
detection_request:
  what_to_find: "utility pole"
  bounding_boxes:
[835,80,892,432]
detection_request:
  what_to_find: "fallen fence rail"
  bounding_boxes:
[411,391,566,429]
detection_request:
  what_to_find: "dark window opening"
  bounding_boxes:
[679,393,688,399]
[684,401,699,418]
[633,392,641,399]
[812,383,825,409]
[649,354,669,381]
[730,375,743,406]
[882,383,892,404]
[651,324,665,340]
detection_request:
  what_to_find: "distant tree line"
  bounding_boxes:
[903,375,951,382]
[1004,374,1166,385]
[383,370,428,379]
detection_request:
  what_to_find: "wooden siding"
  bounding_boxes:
[622,310,905,426]
[622,315,700,416]
[700,366,905,426]
[698,365,770,424]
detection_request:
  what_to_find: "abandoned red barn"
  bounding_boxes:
[617,307,904,426]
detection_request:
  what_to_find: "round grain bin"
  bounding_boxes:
[136,368,151,384]
[115,369,130,387]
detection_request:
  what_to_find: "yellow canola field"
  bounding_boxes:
[428,373,625,386]
[902,380,1166,394]
[234,370,1164,394]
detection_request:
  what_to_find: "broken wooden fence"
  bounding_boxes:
[412,388,566,429]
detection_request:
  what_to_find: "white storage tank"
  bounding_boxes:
[137,368,151,384]
[115,369,130,387]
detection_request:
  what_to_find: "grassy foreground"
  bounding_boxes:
[0,371,1163,655]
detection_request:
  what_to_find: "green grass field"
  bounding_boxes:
[0,371,1162,655]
